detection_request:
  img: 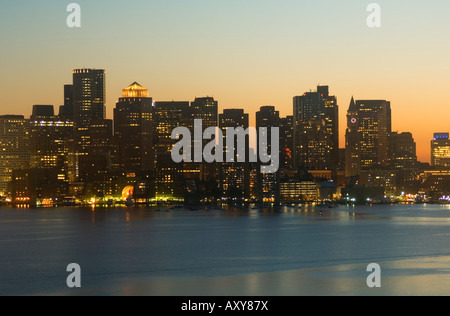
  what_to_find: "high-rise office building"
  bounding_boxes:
[279,116,294,171]
[294,90,324,121]
[154,101,191,201]
[391,132,419,189]
[189,97,219,186]
[256,106,280,204]
[345,98,392,177]
[29,105,75,183]
[59,85,74,119]
[0,115,29,196]
[77,118,113,195]
[298,120,331,170]
[392,132,416,157]
[71,69,112,195]
[318,86,339,170]
[431,133,450,168]
[114,82,154,178]
[190,97,218,128]
[73,69,106,126]
[293,86,338,171]
[219,109,250,200]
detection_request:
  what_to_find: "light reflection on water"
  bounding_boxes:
[0,204,449,295]
[62,256,450,296]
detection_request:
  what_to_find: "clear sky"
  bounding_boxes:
[1,0,449,162]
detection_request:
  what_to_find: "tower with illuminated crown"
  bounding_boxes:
[113,82,154,178]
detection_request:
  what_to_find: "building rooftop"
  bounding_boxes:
[0,115,25,119]
[122,82,149,98]
[434,133,449,140]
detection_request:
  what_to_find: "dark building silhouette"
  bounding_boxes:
[279,116,294,171]
[391,132,419,191]
[345,98,392,178]
[392,132,416,157]
[293,86,338,172]
[10,168,64,206]
[256,106,280,204]
[59,85,74,119]
[335,148,347,187]
[32,105,55,118]
[219,109,250,201]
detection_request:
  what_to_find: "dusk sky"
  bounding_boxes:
[1,0,450,162]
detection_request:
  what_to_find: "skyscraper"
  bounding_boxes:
[256,106,280,204]
[29,105,75,183]
[318,86,339,170]
[345,98,392,178]
[73,69,106,126]
[190,97,218,128]
[392,132,416,157]
[189,97,219,186]
[59,85,74,119]
[219,109,250,200]
[431,133,450,168]
[279,116,294,171]
[154,101,191,201]
[77,119,113,195]
[72,69,112,195]
[391,132,419,190]
[294,90,324,122]
[113,82,154,178]
[293,86,338,171]
[0,115,29,196]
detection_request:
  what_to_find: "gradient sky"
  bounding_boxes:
[1,0,450,162]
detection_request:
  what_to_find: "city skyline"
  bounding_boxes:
[2,1,450,162]
[0,69,444,163]
[0,71,443,165]
[2,68,449,206]
[4,1,450,299]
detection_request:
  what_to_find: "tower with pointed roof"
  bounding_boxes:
[122,82,149,98]
[345,97,361,178]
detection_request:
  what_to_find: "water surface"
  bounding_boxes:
[0,204,449,295]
